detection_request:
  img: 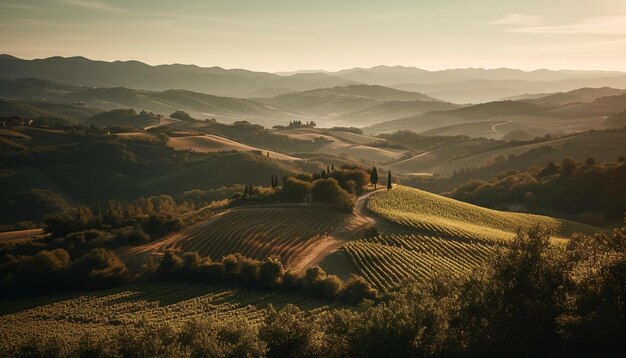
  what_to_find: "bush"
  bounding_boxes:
[342,275,378,304]
[282,178,311,202]
[11,249,70,293]
[311,178,356,212]
[70,248,128,289]
[260,305,313,358]
[142,214,183,238]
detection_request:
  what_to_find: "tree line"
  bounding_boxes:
[448,158,626,225]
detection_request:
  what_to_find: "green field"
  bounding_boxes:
[0,282,330,354]
[368,186,594,242]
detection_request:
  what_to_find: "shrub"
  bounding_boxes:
[70,248,128,289]
[311,178,356,212]
[260,305,313,358]
[282,178,311,202]
[342,275,378,304]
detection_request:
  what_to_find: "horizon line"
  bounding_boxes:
[2,53,625,75]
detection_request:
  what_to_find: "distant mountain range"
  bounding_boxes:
[3,55,626,103]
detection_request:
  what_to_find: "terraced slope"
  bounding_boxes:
[0,282,330,353]
[124,206,348,268]
[368,186,594,242]
[343,234,494,290]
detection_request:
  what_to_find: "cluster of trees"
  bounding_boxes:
[0,195,201,297]
[449,158,626,225]
[11,226,626,357]
[279,166,371,212]
[1,247,129,296]
[43,195,193,238]
[157,251,377,304]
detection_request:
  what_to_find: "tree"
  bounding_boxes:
[387,170,392,190]
[282,178,311,203]
[371,167,379,189]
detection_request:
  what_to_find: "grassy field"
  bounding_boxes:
[0,282,331,354]
[368,186,594,242]
[123,206,348,269]
[343,234,494,290]
[167,134,298,160]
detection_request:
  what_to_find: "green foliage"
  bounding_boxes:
[170,110,196,122]
[282,177,311,203]
[449,158,626,223]
[260,305,313,358]
[156,251,375,304]
[311,178,356,213]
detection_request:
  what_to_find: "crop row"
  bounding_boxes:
[162,207,343,266]
[367,186,575,242]
[0,282,330,352]
[343,234,494,291]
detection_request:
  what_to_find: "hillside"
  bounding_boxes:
[368,186,594,242]
[255,85,447,125]
[388,128,626,176]
[364,90,626,139]
[0,78,80,100]
[0,55,354,98]
[58,87,298,126]
[0,98,101,123]
[0,128,304,211]
[166,134,298,160]
[522,87,626,106]
[123,206,348,271]
[335,100,461,126]
[275,127,407,163]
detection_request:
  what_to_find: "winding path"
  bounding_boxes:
[291,188,411,274]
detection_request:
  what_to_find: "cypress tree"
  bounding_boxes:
[321,169,327,179]
[331,163,334,171]
[387,170,392,190]
[371,167,379,189]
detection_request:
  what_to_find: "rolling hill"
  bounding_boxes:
[0,98,101,123]
[166,134,298,160]
[255,84,453,126]
[56,87,299,126]
[364,88,626,139]
[0,54,355,98]
[367,186,594,243]
[388,128,626,176]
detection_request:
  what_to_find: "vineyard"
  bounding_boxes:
[343,234,494,290]
[368,186,594,242]
[0,282,331,353]
[124,206,347,268]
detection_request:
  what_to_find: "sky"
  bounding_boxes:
[1,0,626,72]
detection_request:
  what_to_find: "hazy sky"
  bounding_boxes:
[1,0,626,72]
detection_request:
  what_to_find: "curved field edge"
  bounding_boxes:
[368,186,595,243]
